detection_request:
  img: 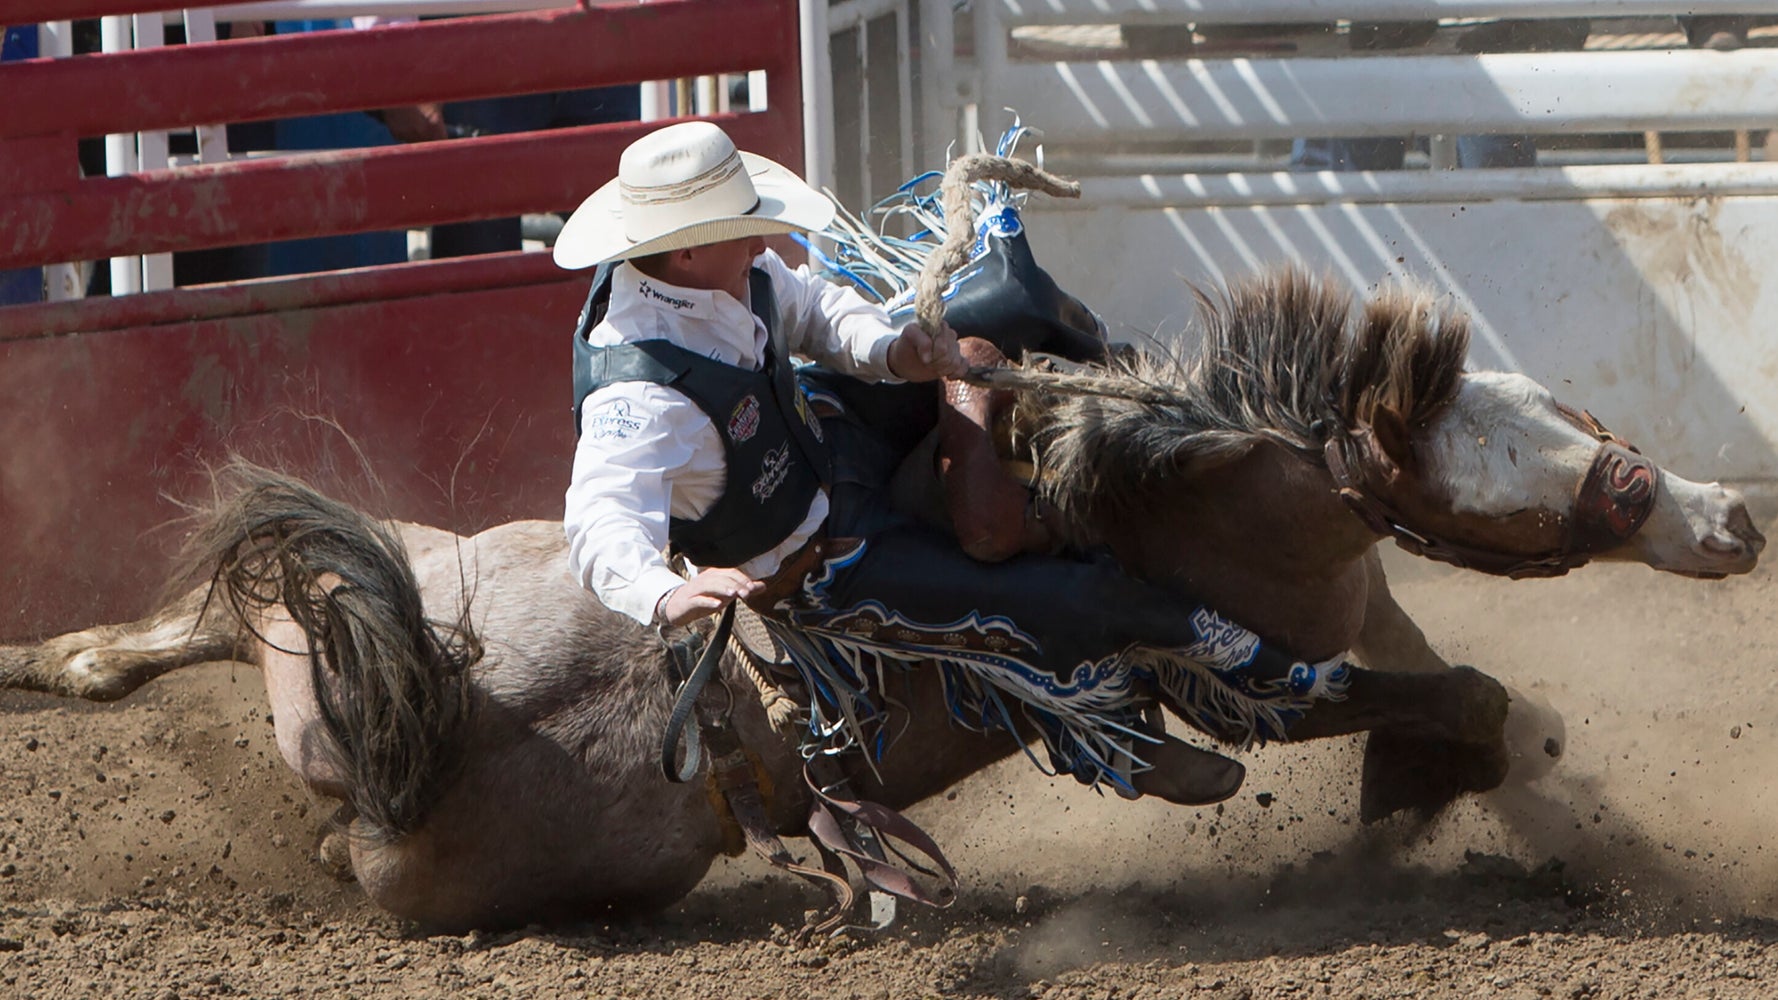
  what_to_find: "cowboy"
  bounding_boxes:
[557,121,1336,805]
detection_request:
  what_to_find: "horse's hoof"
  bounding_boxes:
[1130,737,1246,806]
[1447,665,1511,744]
[1359,730,1509,824]
[1500,682,1565,785]
[315,829,357,883]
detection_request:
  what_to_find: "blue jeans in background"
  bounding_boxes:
[433,86,642,258]
[3,25,42,304]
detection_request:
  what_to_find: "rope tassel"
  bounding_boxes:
[914,153,1082,341]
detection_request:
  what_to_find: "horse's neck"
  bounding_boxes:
[1103,445,1378,661]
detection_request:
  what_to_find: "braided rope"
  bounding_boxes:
[730,604,801,733]
[913,153,1081,341]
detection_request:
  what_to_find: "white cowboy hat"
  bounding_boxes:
[553,120,836,270]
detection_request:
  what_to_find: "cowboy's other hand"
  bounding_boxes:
[658,568,762,626]
[887,321,968,381]
[381,103,447,143]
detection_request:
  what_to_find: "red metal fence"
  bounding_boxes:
[0,0,804,638]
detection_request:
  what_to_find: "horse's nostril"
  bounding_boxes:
[1703,533,1743,556]
[1725,505,1765,553]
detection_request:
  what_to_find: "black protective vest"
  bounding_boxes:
[572,265,832,569]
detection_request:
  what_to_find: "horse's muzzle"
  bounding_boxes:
[1719,500,1766,560]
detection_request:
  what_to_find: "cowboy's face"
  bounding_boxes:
[678,236,768,301]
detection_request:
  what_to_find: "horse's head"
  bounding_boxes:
[1330,309,1764,579]
[1010,266,1763,581]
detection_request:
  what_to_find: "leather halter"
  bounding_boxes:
[1324,403,1660,579]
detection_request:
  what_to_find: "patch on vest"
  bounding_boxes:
[585,399,645,440]
[794,390,824,442]
[728,394,761,443]
[751,442,793,502]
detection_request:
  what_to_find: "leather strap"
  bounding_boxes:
[707,753,857,937]
[1571,441,1658,552]
[1324,406,1660,580]
[745,531,831,611]
[660,602,736,783]
[803,766,959,908]
[690,676,858,938]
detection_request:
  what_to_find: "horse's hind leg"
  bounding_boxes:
[0,587,250,700]
[313,804,358,882]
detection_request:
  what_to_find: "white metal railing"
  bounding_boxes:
[1063,161,1778,207]
[988,49,1778,144]
[918,0,960,169]
[991,0,1776,26]
[805,0,918,213]
[939,0,1778,195]
[926,0,1778,481]
[32,22,84,301]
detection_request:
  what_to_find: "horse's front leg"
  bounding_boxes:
[1350,550,1567,798]
[1350,549,1451,674]
[1285,664,1509,745]
[0,587,250,700]
[1287,664,1512,822]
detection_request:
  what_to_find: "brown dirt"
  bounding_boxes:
[3,493,1777,999]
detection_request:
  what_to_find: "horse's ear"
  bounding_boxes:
[1369,405,1418,478]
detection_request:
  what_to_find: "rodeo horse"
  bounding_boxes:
[0,129,1763,932]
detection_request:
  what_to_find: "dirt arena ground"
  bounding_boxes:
[2,492,1774,999]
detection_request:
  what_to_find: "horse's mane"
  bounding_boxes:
[1005,266,1472,532]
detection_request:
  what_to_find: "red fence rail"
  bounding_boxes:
[0,0,802,267]
[0,0,804,638]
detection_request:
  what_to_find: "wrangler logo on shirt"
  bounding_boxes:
[637,280,695,311]
[728,395,761,443]
[751,442,792,502]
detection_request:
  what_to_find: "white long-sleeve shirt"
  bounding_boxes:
[565,250,904,625]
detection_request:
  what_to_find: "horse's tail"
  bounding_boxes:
[178,461,478,843]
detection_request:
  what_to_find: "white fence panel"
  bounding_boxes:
[994,0,1774,26]
[807,0,919,213]
[991,50,1778,143]
[938,1,1778,479]
[1025,190,1778,478]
